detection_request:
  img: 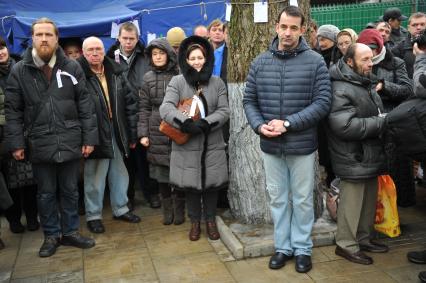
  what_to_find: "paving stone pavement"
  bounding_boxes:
[1,187,426,283]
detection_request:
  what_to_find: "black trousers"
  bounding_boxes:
[125,144,158,201]
[391,152,415,207]
[318,120,336,187]
[5,184,38,224]
[186,191,218,222]
[33,159,80,237]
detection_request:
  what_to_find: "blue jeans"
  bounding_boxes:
[84,134,129,221]
[33,159,80,237]
[262,152,315,256]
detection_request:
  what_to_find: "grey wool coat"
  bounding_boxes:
[159,35,230,193]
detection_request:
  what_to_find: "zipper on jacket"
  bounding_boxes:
[367,88,381,115]
[49,95,61,161]
[114,76,128,157]
[33,78,40,94]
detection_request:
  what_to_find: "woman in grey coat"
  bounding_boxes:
[160,35,229,241]
[138,38,184,225]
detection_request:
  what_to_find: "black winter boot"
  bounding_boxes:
[173,196,186,225]
[162,198,174,225]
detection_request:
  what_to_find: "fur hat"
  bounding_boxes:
[166,27,186,48]
[317,25,340,42]
[178,35,214,87]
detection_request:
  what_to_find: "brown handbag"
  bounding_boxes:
[159,97,200,145]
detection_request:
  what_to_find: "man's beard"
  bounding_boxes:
[353,61,372,78]
[37,45,56,63]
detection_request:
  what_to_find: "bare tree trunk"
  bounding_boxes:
[227,0,323,224]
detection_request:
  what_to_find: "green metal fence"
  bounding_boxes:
[419,0,426,12]
[311,0,425,33]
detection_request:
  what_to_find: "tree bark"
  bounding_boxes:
[227,0,322,224]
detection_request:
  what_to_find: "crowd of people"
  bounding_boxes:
[0,17,229,257]
[0,4,426,281]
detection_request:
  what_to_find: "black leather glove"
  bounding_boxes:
[193,119,210,134]
[180,119,203,134]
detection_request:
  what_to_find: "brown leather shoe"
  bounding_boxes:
[335,246,373,265]
[189,222,201,241]
[206,221,220,240]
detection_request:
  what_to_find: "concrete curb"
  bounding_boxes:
[217,215,336,260]
[216,216,244,260]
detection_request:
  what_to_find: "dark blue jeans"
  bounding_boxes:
[33,159,80,237]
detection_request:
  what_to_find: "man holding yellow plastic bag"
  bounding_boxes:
[327,43,389,265]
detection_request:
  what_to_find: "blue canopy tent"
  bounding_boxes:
[0,0,225,55]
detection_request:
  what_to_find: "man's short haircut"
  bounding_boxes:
[0,36,6,49]
[409,12,426,25]
[276,6,305,26]
[82,36,104,51]
[31,17,59,36]
[207,19,223,31]
[343,44,357,63]
[376,21,391,29]
[119,21,139,38]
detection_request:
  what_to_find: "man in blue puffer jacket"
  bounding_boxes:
[243,5,331,273]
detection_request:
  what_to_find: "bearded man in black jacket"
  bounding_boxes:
[5,18,98,257]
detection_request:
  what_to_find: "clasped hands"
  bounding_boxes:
[260,119,287,138]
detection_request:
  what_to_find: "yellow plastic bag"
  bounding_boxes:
[374,175,401,237]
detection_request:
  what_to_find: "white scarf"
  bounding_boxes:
[372,47,386,66]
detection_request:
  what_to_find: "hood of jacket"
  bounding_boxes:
[178,35,214,87]
[269,36,310,59]
[145,38,177,73]
[329,58,372,87]
[77,54,126,78]
[106,40,146,59]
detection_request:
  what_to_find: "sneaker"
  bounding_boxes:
[39,236,60,257]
